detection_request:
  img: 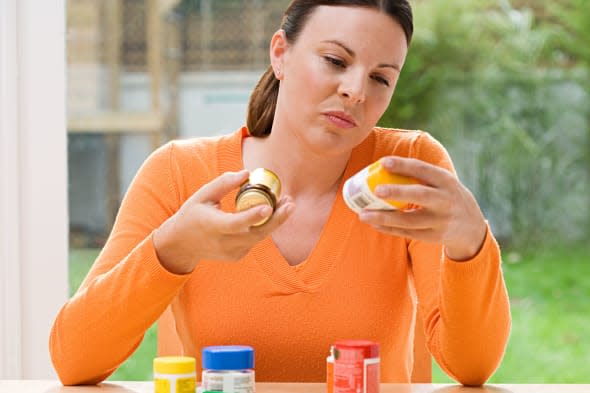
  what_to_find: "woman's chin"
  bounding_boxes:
[306,134,355,157]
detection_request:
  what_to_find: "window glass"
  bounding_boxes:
[67,0,289,380]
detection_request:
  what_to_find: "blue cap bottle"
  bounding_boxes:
[200,346,255,393]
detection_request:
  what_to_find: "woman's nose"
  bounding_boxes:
[338,72,366,104]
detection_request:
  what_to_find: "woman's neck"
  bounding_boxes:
[242,130,350,199]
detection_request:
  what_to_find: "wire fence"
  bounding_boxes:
[118,0,289,71]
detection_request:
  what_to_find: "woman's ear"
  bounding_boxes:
[270,29,288,80]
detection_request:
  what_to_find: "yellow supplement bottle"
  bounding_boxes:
[154,356,196,393]
[343,160,419,214]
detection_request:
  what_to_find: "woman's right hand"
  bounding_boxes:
[153,170,294,274]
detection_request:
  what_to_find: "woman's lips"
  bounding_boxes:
[324,112,357,129]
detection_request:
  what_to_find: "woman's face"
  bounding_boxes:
[271,5,408,157]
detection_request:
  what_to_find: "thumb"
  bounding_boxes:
[193,170,249,204]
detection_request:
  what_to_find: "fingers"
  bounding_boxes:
[250,196,295,234]
[362,157,484,248]
[359,208,441,242]
[209,195,295,235]
[214,204,275,234]
[374,183,440,209]
[380,156,454,188]
[377,156,457,210]
[369,225,439,243]
[187,167,294,236]
[194,170,250,204]
[359,209,439,231]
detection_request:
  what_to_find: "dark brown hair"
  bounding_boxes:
[246,0,413,137]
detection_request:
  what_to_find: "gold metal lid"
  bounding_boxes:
[236,188,275,227]
[235,168,281,227]
[248,168,281,198]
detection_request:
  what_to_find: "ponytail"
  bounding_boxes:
[246,66,280,137]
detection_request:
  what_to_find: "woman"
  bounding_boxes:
[50,0,510,386]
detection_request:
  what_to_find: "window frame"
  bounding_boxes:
[0,0,68,378]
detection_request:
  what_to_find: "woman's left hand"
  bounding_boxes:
[358,156,487,261]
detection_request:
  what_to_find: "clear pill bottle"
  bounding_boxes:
[343,160,418,214]
[153,356,196,393]
[200,345,255,393]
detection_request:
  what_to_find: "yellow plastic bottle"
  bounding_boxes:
[153,356,196,393]
[343,160,419,214]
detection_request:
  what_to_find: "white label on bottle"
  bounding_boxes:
[202,371,255,393]
[343,167,394,214]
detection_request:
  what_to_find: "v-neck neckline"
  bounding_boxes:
[217,127,374,293]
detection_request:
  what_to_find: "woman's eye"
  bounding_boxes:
[372,75,390,87]
[324,56,346,68]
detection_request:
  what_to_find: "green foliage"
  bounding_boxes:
[382,0,547,132]
[380,0,589,249]
[546,0,590,238]
[434,244,590,383]
[546,0,590,67]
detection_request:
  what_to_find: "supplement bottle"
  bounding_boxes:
[200,345,255,393]
[332,340,380,393]
[343,160,418,214]
[153,356,196,393]
[236,168,281,226]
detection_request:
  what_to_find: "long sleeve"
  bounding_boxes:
[407,133,511,386]
[410,227,510,385]
[49,143,191,385]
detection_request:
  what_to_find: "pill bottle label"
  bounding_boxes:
[364,358,379,393]
[202,371,255,393]
[343,166,394,214]
[176,377,196,393]
[155,378,170,393]
[155,376,196,393]
[333,357,379,393]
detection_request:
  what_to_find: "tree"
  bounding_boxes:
[545,0,590,238]
[380,0,588,248]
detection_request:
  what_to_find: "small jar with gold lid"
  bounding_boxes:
[235,168,281,227]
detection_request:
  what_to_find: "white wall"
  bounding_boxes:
[0,0,68,379]
[177,71,260,138]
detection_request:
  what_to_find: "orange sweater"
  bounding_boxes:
[50,127,510,386]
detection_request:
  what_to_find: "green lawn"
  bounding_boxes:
[433,245,590,383]
[69,245,590,382]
